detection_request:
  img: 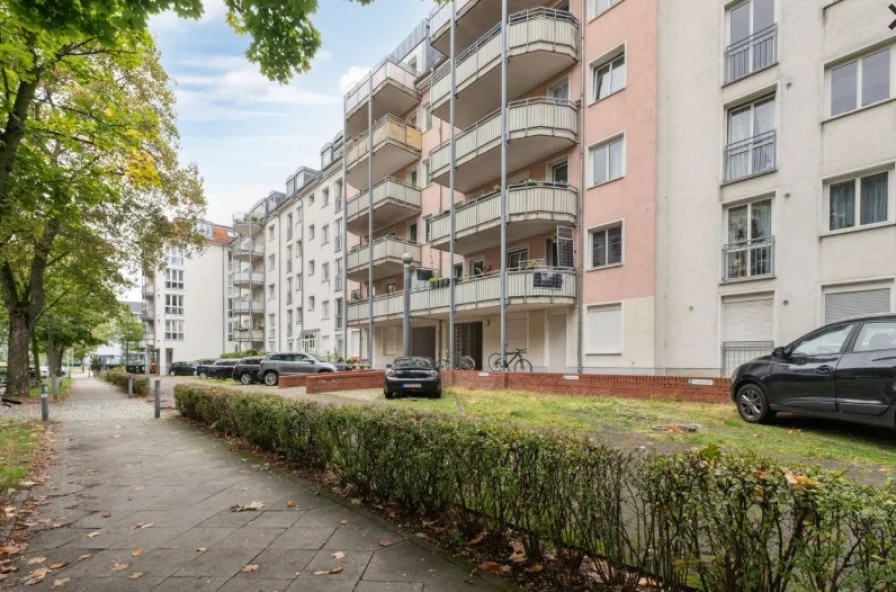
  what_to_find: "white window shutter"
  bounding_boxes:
[722,297,774,342]
[586,304,622,353]
[505,317,528,353]
[825,289,891,323]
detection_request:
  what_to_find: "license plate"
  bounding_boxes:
[404,383,422,388]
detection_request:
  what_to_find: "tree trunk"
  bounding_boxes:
[53,344,64,376]
[5,311,31,397]
[31,332,41,386]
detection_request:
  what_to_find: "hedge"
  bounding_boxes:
[100,367,150,396]
[175,385,896,591]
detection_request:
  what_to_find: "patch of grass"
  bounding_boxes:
[27,378,72,399]
[0,420,45,490]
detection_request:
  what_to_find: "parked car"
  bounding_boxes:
[258,353,349,386]
[208,359,236,380]
[168,361,196,376]
[195,359,218,379]
[232,357,264,385]
[384,356,441,399]
[731,313,896,429]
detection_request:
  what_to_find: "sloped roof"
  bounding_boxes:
[211,225,234,245]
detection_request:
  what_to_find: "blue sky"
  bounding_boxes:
[149,0,432,225]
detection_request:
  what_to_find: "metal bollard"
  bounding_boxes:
[127,374,133,398]
[41,383,49,422]
[154,380,161,419]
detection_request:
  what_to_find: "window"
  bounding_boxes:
[287,339,294,352]
[287,309,294,336]
[302,331,316,353]
[336,335,344,354]
[409,223,418,243]
[309,296,316,311]
[296,307,303,324]
[469,258,485,276]
[830,48,891,117]
[286,277,293,304]
[424,161,432,187]
[322,262,330,282]
[551,161,569,184]
[792,324,854,357]
[286,246,292,272]
[165,294,184,315]
[165,320,184,340]
[268,224,275,242]
[408,114,418,128]
[549,78,569,101]
[268,283,275,300]
[724,199,773,279]
[322,300,330,319]
[726,0,776,82]
[196,223,213,238]
[507,248,529,270]
[268,254,276,270]
[309,224,315,240]
[268,314,276,339]
[829,171,890,231]
[589,0,621,19]
[335,220,342,252]
[384,327,398,356]
[454,263,463,279]
[335,298,343,328]
[592,51,626,101]
[590,136,625,186]
[309,193,315,206]
[335,259,343,290]
[424,217,432,242]
[296,274,303,291]
[165,247,184,266]
[385,282,397,295]
[590,225,623,268]
[286,214,293,240]
[409,169,419,188]
[853,322,896,352]
[725,95,775,181]
[322,188,329,207]
[309,260,315,276]
[165,269,184,289]
[423,103,433,131]
[825,288,891,323]
[322,224,329,244]
[586,303,622,353]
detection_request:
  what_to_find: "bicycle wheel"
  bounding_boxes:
[459,356,475,370]
[487,352,503,371]
[513,358,533,372]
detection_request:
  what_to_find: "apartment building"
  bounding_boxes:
[656,0,896,375]
[142,220,235,373]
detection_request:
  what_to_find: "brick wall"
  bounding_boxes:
[278,375,307,388]
[305,371,385,394]
[442,371,731,404]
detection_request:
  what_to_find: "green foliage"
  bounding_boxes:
[218,349,266,360]
[176,384,896,591]
[100,367,149,396]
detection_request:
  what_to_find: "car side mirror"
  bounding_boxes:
[773,346,791,359]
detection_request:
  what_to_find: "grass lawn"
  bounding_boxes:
[0,420,45,490]
[27,378,72,399]
[378,388,896,477]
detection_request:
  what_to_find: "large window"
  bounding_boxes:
[585,304,622,354]
[322,224,329,244]
[309,260,315,276]
[165,248,184,266]
[725,95,775,181]
[507,248,529,270]
[309,296,315,311]
[829,171,890,231]
[268,314,275,339]
[589,0,621,19]
[286,245,292,272]
[165,294,184,315]
[590,224,623,269]
[286,277,293,304]
[592,51,626,101]
[287,310,293,336]
[165,269,184,290]
[268,283,275,300]
[726,0,776,82]
[830,48,891,117]
[309,224,315,240]
[165,320,184,341]
[302,331,316,353]
[323,188,330,207]
[322,300,330,319]
[724,199,773,280]
[322,262,330,282]
[590,136,625,186]
[268,254,276,270]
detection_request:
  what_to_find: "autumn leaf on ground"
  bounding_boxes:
[77,555,91,561]
[101,512,111,518]
[24,566,51,585]
[508,540,527,564]
[377,540,393,547]
[524,564,544,573]
[52,523,62,528]
[332,551,345,559]
[286,500,295,508]
[131,548,143,557]
[49,561,69,569]
[465,531,487,547]
[0,562,17,574]
[51,577,71,588]
[313,567,344,575]
[241,565,258,573]
[132,522,153,529]
[339,520,348,525]
[479,561,504,576]
[86,532,99,538]
[110,562,129,572]
[129,573,143,579]
[26,557,47,565]
[196,548,207,553]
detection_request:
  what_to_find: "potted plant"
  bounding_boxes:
[429,275,441,288]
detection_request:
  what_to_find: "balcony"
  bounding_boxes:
[233,212,264,236]
[142,284,154,298]
[141,308,154,322]
[345,115,422,190]
[430,8,579,129]
[348,268,576,325]
[429,0,547,55]
[344,57,421,137]
[724,130,776,183]
[232,240,264,261]
[233,329,264,342]
[232,270,265,288]
[347,236,421,283]
[430,98,578,192]
[723,238,774,282]
[726,25,777,84]
[431,182,576,254]
[233,299,265,315]
[346,178,422,236]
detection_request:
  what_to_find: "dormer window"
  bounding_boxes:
[196,223,213,238]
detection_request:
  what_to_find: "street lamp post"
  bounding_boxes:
[402,253,413,357]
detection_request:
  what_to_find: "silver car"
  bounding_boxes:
[258,353,349,386]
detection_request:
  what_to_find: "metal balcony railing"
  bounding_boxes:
[429,0,472,36]
[347,177,422,224]
[344,56,420,117]
[141,308,154,321]
[233,299,264,314]
[233,329,264,341]
[724,130,776,182]
[726,25,777,83]
[347,235,421,272]
[142,284,154,297]
[723,237,774,281]
[345,115,422,171]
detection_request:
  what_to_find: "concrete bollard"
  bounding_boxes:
[41,383,48,422]
[127,374,133,399]
[154,380,161,419]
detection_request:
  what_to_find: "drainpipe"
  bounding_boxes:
[367,75,375,367]
[577,0,586,374]
[499,0,508,369]
[448,0,457,369]
[277,211,282,352]
[342,100,349,360]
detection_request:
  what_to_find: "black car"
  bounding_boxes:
[168,361,196,376]
[232,357,263,385]
[731,314,896,429]
[208,359,236,380]
[384,356,441,399]
[195,359,218,379]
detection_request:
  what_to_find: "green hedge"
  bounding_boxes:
[218,350,266,360]
[100,367,150,396]
[175,385,896,591]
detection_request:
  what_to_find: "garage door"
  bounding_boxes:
[723,297,774,342]
[824,288,891,324]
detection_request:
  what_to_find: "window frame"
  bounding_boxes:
[828,47,893,119]
[588,133,626,187]
[588,222,624,270]
[588,0,622,21]
[584,302,623,354]
[165,269,184,290]
[824,166,893,235]
[590,46,627,103]
[164,319,184,341]
[164,294,184,316]
[852,321,896,353]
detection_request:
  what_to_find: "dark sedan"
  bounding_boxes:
[731,313,896,429]
[208,359,236,380]
[195,359,218,379]
[384,356,441,399]
[168,361,196,376]
[232,357,263,385]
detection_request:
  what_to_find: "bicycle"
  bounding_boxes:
[488,347,533,372]
[436,355,475,370]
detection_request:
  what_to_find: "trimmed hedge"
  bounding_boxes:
[175,385,896,591]
[100,367,150,396]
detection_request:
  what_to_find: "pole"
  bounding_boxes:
[448,0,457,370]
[154,379,161,419]
[367,74,374,368]
[402,253,412,357]
[40,383,48,422]
[499,0,508,369]
[577,0,586,374]
[342,98,349,361]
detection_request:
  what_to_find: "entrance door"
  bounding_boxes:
[165,348,173,372]
[453,322,483,370]
[548,314,567,372]
[411,327,436,360]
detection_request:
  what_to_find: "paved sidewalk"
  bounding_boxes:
[5,379,498,591]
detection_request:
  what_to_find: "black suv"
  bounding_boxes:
[195,359,218,379]
[232,357,264,385]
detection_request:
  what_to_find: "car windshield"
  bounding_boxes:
[240,358,262,364]
[392,357,433,369]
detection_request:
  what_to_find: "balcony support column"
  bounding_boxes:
[576,0,586,375]
[342,94,349,360]
[448,0,456,369]
[367,75,375,367]
[499,0,508,369]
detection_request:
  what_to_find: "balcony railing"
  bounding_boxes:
[348,268,576,323]
[345,115,422,172]
[232,271,265,286]
[429,0,473,36]
[233,299,264,314]
[726,25,777,84]
[141,308,154,321]
[344,56,420,117]
[232,212,264,235]
[347,235,421,273]
[347,178,422,230]
[723,237,774,281]
[233,329,265,341]
[724,130,776,182]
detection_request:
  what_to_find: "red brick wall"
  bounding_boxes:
[278,375,307,388]
[442,371,731,404]
[306,371,385,394]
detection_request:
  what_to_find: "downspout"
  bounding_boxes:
[367,75,375,367]
[577,0,586,374]
[499,0,508,369]
[448,0,456,369]
[342,103,349,360]
[277,211,282,352]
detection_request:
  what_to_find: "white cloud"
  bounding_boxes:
[174,89,287,122]
[339,65,370,94]
[150,0,227,31]
[315,49,334,63]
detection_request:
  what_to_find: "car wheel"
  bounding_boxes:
[199,371,208,379]
[384,390,394,400]
[736,383,775,424]
[430,389,442,399]
[263,371,278,386]
[169,370,176,376]
[240,373,252,385]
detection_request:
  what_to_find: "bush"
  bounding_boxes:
[174,385,896,591]
[100,367,150,396]
[218,350,266,360]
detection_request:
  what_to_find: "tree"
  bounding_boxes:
[111,305,143,368]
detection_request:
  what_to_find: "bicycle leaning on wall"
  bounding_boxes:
[488,347,533,372]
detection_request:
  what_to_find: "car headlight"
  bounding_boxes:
[428,370,439,378]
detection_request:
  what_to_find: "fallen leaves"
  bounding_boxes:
[524,564,544,574]
[241,564,258,573]
[339,520,348,525]
[101,512,111,518]
[24,566,51,585]
[131,548,143,557]
[196,547,207,553]
[0,561,17,574]
[49,561,69,569]
[110,561,129,572]
[313,567,344,575]
[508,540,527,564]
[377,540,393,548]
[25,557,46,565]
[464,531,487,547]
[77,555,91,561]
[332,551,345,560]
[479,561,507,576]
[784,472,818,489]
[132,522,153,529]
[86,532,99,538]
[0,545,22,559]
[230,501,264,512]
[51,577,71,588]
[129,572,143,579]
[286,500,295,508]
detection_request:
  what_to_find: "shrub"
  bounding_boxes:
[218,350,266,360]
[100,367,150,396]
[174,385,896,591]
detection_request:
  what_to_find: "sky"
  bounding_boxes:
[149,0,433,226]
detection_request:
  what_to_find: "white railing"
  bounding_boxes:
[233,239,263,255]
[430,8,579,108]
[232,271,264,286]
[233,299,264,314]
[724,130,776,182]
[233,329,264,341]
[344,56,420,116]
[346,178,422,223]
[429,0,473,38]
[431,182,576,242]
[726,25,777,83]
[345,115,423,171]
[430,98,578,175]
[723,237,774,281]
[347,236,421,272]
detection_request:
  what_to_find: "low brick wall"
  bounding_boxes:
[306,370,385,394]
[278,375,307,388]
[442,371,731,404]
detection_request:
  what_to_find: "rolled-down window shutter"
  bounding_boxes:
[586,304,622,353]
[825,289,891,324]
[722,298,773,342]
[505,317,528,352]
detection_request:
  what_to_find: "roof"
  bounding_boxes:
[211,225,234,245]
